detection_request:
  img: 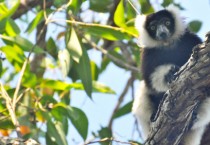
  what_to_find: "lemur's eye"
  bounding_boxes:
[165,20,171,26]
[150,25,156,30]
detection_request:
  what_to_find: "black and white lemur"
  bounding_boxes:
[132,5,210,145]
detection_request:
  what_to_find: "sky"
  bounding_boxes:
[69,0,210,144]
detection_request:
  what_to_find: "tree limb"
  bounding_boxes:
[145,32,210,145]
[12,0,53,19]
[108,75,135,130]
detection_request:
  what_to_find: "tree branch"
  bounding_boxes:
[85,137,138,145]
[108,75,135,130]
[145,32,210,145]
[12,0,53,19]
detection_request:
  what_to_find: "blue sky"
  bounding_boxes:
[179,0,210,39]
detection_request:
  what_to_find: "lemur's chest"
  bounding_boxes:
[143,45,190,67]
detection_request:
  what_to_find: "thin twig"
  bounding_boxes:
[13,60,28,109]
[12,0,49,114]
[16,88,31,104]
[0,82,22,137]
[127,0,140,15]
[108,75,135,130]
[85,137,139,145]
[47,19,138,38]
[82,35,140,73]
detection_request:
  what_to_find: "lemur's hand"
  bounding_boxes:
[165,65,179,84]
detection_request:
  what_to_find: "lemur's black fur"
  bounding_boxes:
[142,30,201,111]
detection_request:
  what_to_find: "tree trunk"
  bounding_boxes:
[145,32,210,145]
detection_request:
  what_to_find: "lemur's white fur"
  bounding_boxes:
[132,81,153,140]
[183,126,206,145]
[192,98,210,129]
[132,64,173,142]
[150,64,173,92]
[135,5,186,48]
[180,96,210,145]
[183,98,210,145]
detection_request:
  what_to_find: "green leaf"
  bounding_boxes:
[0,18,7,33]
[139,0,154,14]
[46,37,58,59]
[90,61,99,81]
[84,25,131,40]
[100,55,111,73]
[66,106,88,140]
[125,1,137,20]
[22,71,37,88]
[67,27,83,63]
[68,0,85,14]
[25,11,44,33]
[0,1,20,21]
[51,104,67,121]
[1,45,25,63]
[52,104,88,140]
[93,81,115,94]
[113,101,133,119]
[89,0,112,12]
[114,0,126,28]
[40,79,83,91]
[41,79,113,94]
[25,9,53,33]
[68,62,80,82]
[98,127,112,139]
[47,119,68,145]
[53,0,66,7]
[75,48,92,97]
[46,133,57,145]
[161,0,173,7]
[0,119,14,129]
[60,90,71,105]
[188,20,202,33]
[0,35,44,53]
[5,18,20,36]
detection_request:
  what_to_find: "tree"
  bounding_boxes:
[0,0,205,145]
[145,32,210,145]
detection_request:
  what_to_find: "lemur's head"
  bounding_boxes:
[135,5,186,47]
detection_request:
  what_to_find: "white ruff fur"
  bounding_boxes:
[135,5,186,48]
[183,98,210,145]
[132,81,153,141]
[150,64,173,92]
[183,127,205,145]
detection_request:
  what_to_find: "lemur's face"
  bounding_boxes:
[145,10,175,41]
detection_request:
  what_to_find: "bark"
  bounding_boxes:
[12,0,53,19]
[145,32,210,145]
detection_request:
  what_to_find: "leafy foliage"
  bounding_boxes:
[188,20,202,33]
[0,0,202,145]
